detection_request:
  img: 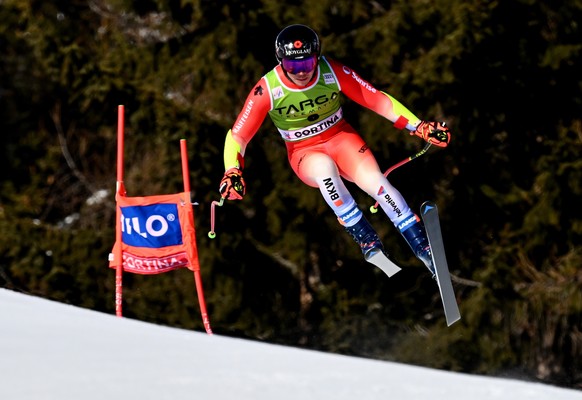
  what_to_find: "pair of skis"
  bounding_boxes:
[367,201,461,327]
[367,143,460,326]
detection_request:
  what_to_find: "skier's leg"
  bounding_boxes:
[355,161,435,274]
[312,171,384,258]
[290,150,383,258]
[331,133,434,274]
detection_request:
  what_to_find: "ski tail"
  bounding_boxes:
[420,201,461,326]
[365,249,401,278]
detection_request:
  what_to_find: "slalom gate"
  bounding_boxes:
[108,105,212,334]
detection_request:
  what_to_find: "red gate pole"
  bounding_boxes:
[180,139,213,334]
[115,105,127,317]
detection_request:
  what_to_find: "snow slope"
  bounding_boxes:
[0,288,580,400]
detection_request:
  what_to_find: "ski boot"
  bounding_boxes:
[344,216,384,260]
[399,215,436,277]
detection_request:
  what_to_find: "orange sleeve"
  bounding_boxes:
[328,58,420,130]
[223,77,272,170]
[229,77,272,151]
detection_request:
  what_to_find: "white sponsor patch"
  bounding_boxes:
[323,73,335,85]
[272,86,284,100]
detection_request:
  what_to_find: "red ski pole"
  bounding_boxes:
[370,142,432,213]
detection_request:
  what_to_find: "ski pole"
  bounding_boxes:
[370,142,432,213]
[208,197,224,238]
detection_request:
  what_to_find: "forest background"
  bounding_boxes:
[1,0,581,390]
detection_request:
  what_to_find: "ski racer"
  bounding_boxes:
[219,24,451,275]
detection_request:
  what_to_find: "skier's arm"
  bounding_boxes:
[328,59,419,128]
[379,93,450,147]
[223,77,271,170]
[220,77,271,200]
[329,59,450,146]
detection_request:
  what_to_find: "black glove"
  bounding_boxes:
[219,168,246,200]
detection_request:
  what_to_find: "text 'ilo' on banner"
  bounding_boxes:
[108,192,200,275]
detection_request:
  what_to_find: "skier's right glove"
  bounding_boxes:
[412,121,451,147]
[219,168,246,200]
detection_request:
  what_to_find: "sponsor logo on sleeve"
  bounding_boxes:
[254,85,264,96]
[341,65,376,93]
[233,99,254,134]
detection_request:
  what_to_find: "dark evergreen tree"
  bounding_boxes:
[0,0,580,388]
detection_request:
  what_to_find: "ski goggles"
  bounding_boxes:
[281,55,317,74]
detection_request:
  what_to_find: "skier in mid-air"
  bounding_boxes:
[219,24,451,275]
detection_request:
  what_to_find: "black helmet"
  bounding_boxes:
[275,24,320,62]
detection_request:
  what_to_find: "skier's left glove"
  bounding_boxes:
[412,121,451,147]
[219,168,246,200]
